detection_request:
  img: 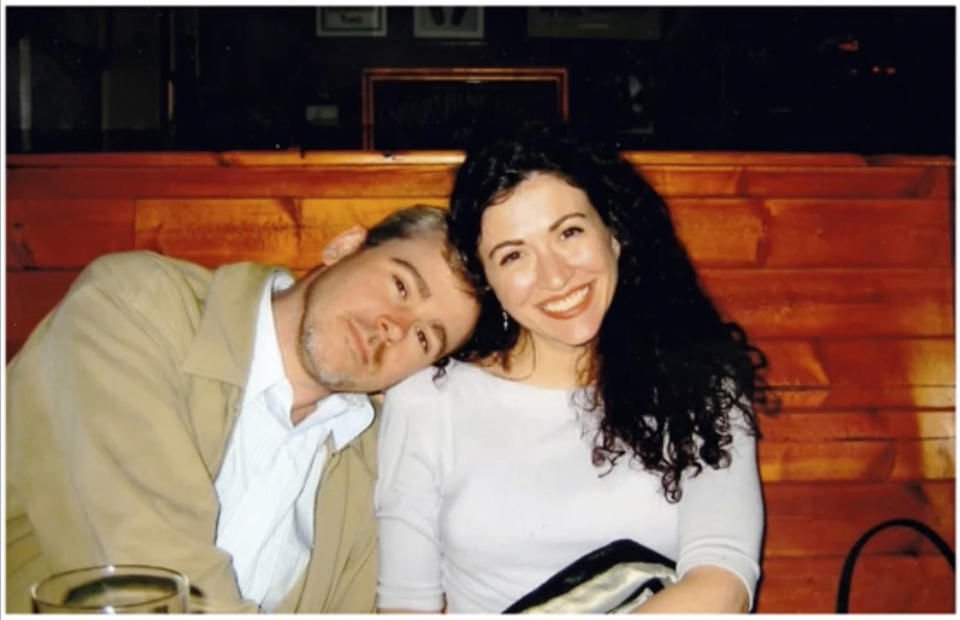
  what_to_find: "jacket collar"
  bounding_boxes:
[182,262,290,386]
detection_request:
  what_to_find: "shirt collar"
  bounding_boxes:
[246,272,374,447]
[244,271,295,406]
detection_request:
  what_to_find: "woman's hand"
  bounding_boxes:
[631,565,750,613]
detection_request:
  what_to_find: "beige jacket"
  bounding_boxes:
[6,252,378,613]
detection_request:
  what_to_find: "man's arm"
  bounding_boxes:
[6,255,258,613]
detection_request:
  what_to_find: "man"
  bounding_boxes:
[5,205,480,612]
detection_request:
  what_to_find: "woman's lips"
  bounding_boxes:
[538,283,593,319]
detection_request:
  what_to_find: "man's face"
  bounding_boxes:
[297,231,479,393]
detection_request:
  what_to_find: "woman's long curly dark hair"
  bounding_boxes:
[447,124,769,503]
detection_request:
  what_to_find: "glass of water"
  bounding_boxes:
[31,564,188,613]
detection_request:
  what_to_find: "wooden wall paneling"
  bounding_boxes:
[702,268,953,338]
[763,198,952,267]
[760,337,955,409]
[889,439,956,480]
[232,151,467,166]
[665,198,766,266]
[135,198,310,269]
[636,164,952,198]
[7,270,82,358]
[6,152,224,168]
[623,151,869,166]
[865,154,956,167]
[7,198,136,268]
[4,151,955,613]
[133,197,771,269]
[632,166,746,197]
[757,556,955,612]
[8,160,951,202]
[5,149,875,169]
[758,439,954,482]
[38,196,777,272]
[763,481,955,557]
[817,338,956,390]
[737,165,953,199]
[4,150,466,169]
[134,197,451,270]
[774,386,956,411]
[759,410,955,442]
[6,165,459,199]
[753,339,830,389]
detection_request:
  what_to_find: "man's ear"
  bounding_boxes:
[322,225,367,265]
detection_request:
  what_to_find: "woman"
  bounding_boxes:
[375,126,768,613]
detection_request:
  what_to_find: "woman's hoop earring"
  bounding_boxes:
[502,310,510,332]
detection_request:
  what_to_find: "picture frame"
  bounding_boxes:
[413,7,483,39]
[316,7,387,38]
[361,67,568,150]
[527,7,660,40]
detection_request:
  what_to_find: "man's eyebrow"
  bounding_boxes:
[431,324,448,357]
[486,212,588,260]
[391,257,431,299]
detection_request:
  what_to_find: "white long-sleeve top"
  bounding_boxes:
[375,360,763,613]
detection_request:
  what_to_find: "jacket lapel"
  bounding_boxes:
[181,262,289,475]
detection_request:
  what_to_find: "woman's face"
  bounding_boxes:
[477,172,621,353]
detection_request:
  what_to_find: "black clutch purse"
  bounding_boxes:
[504,539,677,614]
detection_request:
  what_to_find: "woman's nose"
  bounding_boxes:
[536,252,573,290]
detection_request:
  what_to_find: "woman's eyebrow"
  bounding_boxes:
[487,239,523,260]
[548,212,587,232]
[486,212,588,259]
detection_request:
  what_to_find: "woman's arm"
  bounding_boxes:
[655,401,765,612]
[374,371,449,613]
[632,565,749,613]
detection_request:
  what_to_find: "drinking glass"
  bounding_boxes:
[31,564,188,613]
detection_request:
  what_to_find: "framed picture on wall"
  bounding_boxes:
[527,7,660,40]
[362,67,567,150]
[316,7,387,37]
[413,7,483,39]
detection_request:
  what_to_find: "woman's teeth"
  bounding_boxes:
[542,285,589,313]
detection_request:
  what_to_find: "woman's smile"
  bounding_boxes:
[538,283,593,317]
[478,173,621,351]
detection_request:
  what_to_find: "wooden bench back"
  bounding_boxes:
[6,150,955,612]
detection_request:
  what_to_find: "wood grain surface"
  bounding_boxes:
[5,150,954,613]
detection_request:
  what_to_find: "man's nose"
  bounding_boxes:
[536,252,573,290]
[376,313,409,344]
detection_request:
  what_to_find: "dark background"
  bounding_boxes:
[5,6,955,155]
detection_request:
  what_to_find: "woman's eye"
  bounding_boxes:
[415,328,429,353]
[499,251,521,266]
[393,276,407,298]
[560,226,584,239]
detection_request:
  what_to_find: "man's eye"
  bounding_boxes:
[499,251,521,266]
[415,328,429,353]
[561,226,584,239]
[393,276,407,298]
